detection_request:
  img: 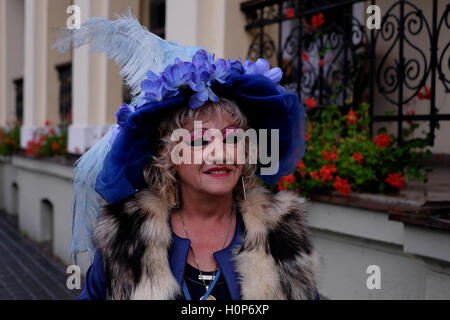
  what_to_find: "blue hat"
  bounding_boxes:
[53,9,305,261]
[95,58,306,205]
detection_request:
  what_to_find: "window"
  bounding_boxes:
[13,78,23,123]
[56,63,72,126]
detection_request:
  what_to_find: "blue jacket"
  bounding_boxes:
[77,213,319,300]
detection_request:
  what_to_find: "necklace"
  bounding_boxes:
[178,206,234,300]
[184,264,225,286]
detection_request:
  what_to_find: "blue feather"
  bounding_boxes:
[71,127,114,263]
[54,9,203,262]
[52,7,203,97]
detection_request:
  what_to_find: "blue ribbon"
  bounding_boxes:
[182,269,222,300]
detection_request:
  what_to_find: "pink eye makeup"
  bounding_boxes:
[186,126,242,147]
[189,128,207,141]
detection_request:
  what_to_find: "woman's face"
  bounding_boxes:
[175,110,244,198]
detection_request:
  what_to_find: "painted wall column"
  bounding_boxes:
[21,0,48,149]
[166,0,251,60]
[0,0,7,125]
[0,0,22,125]
[166,0,199,47]
[68,0,110,154]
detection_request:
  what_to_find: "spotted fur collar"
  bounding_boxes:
[94,185,318,299]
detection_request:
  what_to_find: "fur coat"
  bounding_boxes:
[93,185,318,300]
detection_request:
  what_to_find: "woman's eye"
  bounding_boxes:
[224,133,242,144]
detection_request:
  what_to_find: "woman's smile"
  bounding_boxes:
[203,166,234,177]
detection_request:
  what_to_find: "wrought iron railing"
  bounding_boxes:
[241,0,450,145]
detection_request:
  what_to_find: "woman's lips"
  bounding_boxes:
[203,167,233,177]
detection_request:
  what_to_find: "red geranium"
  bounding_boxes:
[305,132,310,141]
[305,97,317,108]
[26,140,40,156]
[321,145,338,161]
[311,13,325,28]
[285,8,295,18]
[417,85,431,100]
[319,163,337,183]
[333,176,351,197]
[51,142,59,151]
[297,160,306,178]
[297,160,305,171]
[39,135,48,143]
[309,171,320,181]
[277,174,296,191]
[284,174,296,184]
[346,110,357,125]
[352,152,364,163]
[301,51,309,62]
[385,172,405,189]
[373,133,391,149]
[277,180,287,191]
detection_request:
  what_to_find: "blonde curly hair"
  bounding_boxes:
[143,97,258,207]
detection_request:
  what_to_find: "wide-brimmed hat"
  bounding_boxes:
[95,56,306,204]
[53,9,305,260]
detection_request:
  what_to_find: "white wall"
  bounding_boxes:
[309,201,450,299]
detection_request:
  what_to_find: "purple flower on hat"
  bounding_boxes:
[142,69,181,101]
[140,49,282,110]
[184,49,220,108]
[161,58,195,91]
[192,49,215,69]
[214,59,227,81]
[244,58,283,83]
[265,67,283,83]
[146,70,160,82]
[188,74,219,109]
[214,58,239,84]
[141,77,168,102]
[230,58,244,74]
[115,103,134,127]
[110,103,134,144]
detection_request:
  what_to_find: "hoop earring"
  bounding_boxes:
[241,176,247,201]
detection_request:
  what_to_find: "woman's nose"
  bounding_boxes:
[203,131,231,164]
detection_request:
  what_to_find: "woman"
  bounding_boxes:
[55,10,318,300]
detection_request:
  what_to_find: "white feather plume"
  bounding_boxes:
[71,127,114,263]
[52,7,202,97]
